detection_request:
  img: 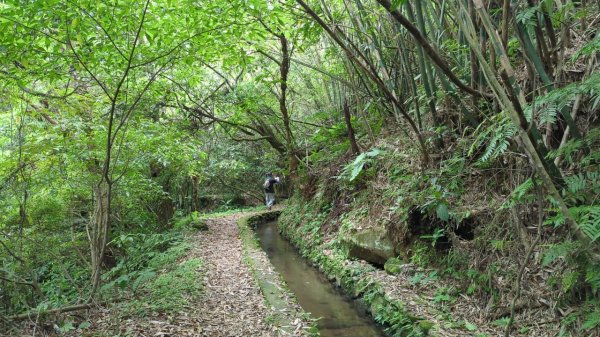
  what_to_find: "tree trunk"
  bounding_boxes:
[343,100,360,155]
[191,175,200,212]
[277,33,298,182]
[88,180,111,296]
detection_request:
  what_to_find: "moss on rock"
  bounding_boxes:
[190,218,209,231]
[384,257,404,275]
[342,226,395,265]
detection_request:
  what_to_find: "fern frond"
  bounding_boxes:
[524,73,600,122]
[471,112,516,165]
[585,265,600,294]
[542,241,579,266]
[538,103,558,125]
[501,178,535,209]
[582,309,600,331]
[565,174,587,194]
[570,206,600,241]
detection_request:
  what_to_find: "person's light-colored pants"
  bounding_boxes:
[265,193,276,208]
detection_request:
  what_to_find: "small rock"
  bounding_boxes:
[384,257,404,275]
[418,319,434,332]
[191,219,209,231]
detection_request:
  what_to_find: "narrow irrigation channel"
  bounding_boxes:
[255,221,386,337]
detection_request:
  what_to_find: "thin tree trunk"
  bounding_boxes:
[343,100,360,155]
[406,2,440,128]
[501,0,511,50]
[191,175,200,212]
[88,180,111,295]
[526,0,554,74]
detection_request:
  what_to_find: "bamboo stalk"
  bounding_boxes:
[405,2,439,127]
[462,0,600,256]
[515,21,581,139]
[376,0,491,99]
[295,0,430,166]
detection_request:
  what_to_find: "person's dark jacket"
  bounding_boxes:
[264,178,278,193]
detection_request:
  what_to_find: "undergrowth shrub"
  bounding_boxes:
[100,231,198,314]
[133,258,203,313]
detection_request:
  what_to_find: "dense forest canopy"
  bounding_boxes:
[1,0,599,335]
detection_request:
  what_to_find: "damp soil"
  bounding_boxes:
[255,221,386,337]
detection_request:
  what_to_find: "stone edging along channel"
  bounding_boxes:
[276,212,430,337]
[241,210,428,337]
[237,211,316,336]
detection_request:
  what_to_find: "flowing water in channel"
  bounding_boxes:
[255,221,386,337]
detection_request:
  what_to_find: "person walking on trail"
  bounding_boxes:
[263,173,280,210]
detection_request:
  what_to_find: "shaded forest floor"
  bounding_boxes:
[11,210,313,337]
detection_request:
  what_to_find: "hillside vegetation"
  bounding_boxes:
[1,0,599,336]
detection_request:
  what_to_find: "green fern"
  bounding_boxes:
[469,112,516,164]
[501,178,534,209]
[565,174,587,194]
[582,309,600,331]
[588,171,600,196]
[542,241,580,266]
[538,102,558,125]
[585,265,600,294]
[573,34,600,61]
[570,206,600,241]
[547,138,583,163]
[524,73,600,122]
[338,148,384,182]
[562,271,581,293]
[516,5,539,33]
[581,150,600,167]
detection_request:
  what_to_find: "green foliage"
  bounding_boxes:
[390,0,407,11]
[570,206,600,241]
[99,230,202,315]
[585,265,600,294]
[141,258,203,312]
[516,6,540,28]
[409,271,438,285]
[339,148,384,183]
[542,241,580,266]
[464,320,478,331]
[107,232,186,274]
[308,122,351,163]
[0,0,598,333]
[582,308,600,331]
[420,228,446,247]
[493,317,511,327]
[561,271,582,293]
[464,268,492,295]
[548,129,600,165]
[432,287,455,304]
[38,261,89,306]
[501,178,535,209]
[97,230,198,315]
[469,113,516,165]
[173,212,199,230]
[525,73,600,121]
[419,177,455,222]
[573,35,600,61]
